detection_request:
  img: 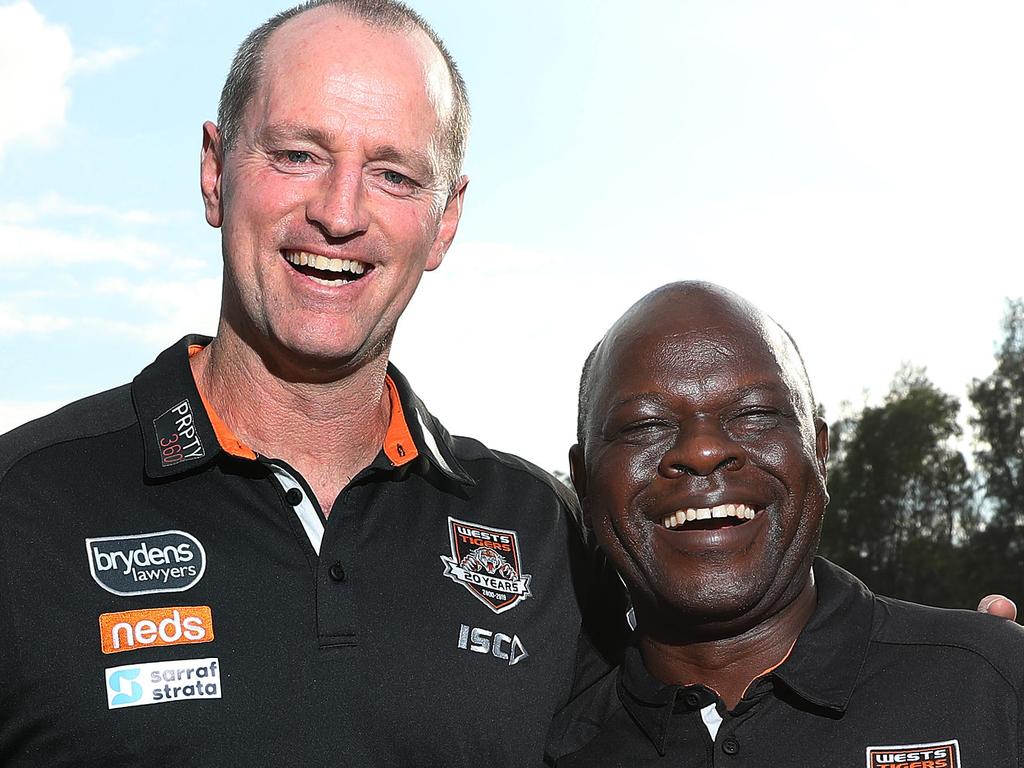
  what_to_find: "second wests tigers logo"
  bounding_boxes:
[440,517,532,613]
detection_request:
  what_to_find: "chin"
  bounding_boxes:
[632,572,775,634]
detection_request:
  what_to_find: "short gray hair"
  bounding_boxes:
[217,0,470,194]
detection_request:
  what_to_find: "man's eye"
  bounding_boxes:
[727,410,780,435]
[382,170,410,185]
[617,420,672,440]
[283,150,312,164]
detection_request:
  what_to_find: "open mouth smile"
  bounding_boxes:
[660,503,760,531]
[283,250,372,286]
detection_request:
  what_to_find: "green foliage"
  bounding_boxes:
[969,299,1024,522]
[819,367,978,607]
[820,299,1024,607]
[965,299,1024,597]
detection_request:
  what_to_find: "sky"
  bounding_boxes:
[1,0,1022,473]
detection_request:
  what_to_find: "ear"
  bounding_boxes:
[814,417,829,495]
[425,175,468,271]
[568,444,591,528]
[200,121,225,228]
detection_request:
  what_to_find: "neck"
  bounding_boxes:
[191,329,392,514]
[637,574,817,710]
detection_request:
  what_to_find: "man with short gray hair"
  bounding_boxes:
[0,2,610,765]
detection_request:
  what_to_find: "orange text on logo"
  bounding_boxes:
[99,606,214,654]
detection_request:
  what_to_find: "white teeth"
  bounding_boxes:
[661,504,758,530]
[308,275,352,287]
[284,250,368,276]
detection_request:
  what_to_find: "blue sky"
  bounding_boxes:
[2,1,1022,472]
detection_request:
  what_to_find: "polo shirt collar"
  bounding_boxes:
[133,335,222,478]
[383,364,476,486]
[769,557,875,712]
[132,335,475,486]
[617,557,875,753]
[617,645,683,755]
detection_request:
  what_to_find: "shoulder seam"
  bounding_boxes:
[0,418,138,490]
[870,638,1022,694]
[457,451,579,510]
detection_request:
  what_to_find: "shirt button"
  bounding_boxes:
[285,487,303,506]
[722,737,740,756]
[683,692,701,709]
[328,562,346,582]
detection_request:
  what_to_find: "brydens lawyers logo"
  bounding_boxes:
[99,606,214,654]
[153,399,205,467]
[86,530,206,596]
[106,657,221,709]
[440,517,532,614]
[866,739,960,768]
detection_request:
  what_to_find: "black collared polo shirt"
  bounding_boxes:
[0,336,606,767]
[548,557,1024,767]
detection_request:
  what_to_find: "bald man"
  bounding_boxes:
[548,282,1024,766]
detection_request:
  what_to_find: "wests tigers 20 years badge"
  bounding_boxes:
[440,517,532,614]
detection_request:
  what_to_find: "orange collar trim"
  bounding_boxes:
[383,374,419,467]
[187,345,418,467]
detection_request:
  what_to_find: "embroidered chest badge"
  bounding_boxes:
[866,739,960,768]
[440,517,532,614]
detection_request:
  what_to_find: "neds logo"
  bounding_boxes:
[86,530,206,596]
[99,606,214,654]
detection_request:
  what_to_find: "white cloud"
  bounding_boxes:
[0,193,188,226]
[71,45,141,74]
[93,276,221,324]
[0,1,142,160]
[0,222,167,269]
[0,271,220,343]
[0,1,73,158]
[0,302,73,335]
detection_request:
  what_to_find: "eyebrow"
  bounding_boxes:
[258,123,439,184]
[606,393,673,411]
[259,122,337,149]
[731,382,790,400]
[607,382,791,412]
[370,144,439,184]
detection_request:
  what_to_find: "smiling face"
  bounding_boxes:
[571,283,829,636]
[200,8,466,375]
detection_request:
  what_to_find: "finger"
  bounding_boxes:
[977,594,1017,621]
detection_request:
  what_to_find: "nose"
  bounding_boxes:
[657,417,746,478]
[305,164,370,239]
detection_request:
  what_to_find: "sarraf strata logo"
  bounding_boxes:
[105,657,221,710]
[86,530,206,596]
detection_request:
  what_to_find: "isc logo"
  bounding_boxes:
[99,606,214,654]
[457,624,528,666]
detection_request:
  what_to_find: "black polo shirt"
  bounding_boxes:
[0,336,608,767]
[548,558,1024,767]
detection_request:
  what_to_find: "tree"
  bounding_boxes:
[966,299,1024,598]
[819,367,978,607]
